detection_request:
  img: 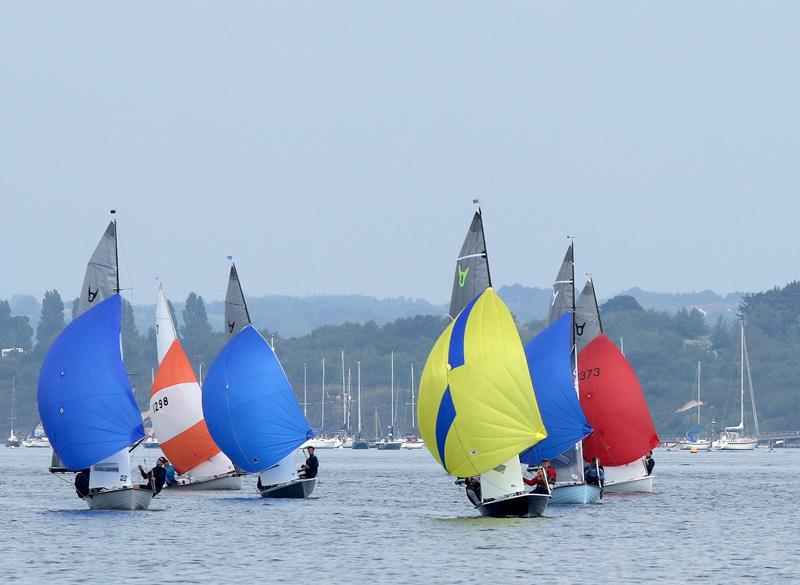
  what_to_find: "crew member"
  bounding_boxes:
[139,457,168,494]
[584,457,605,487]
[464,476,482,506]
[75,468,91,498]
[299,447,318,479]
[524,460,556,494]
[644,451,655,475]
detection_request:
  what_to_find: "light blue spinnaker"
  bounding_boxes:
[37,295,144,471]
[520,312,592,465]
[202,325,313,473]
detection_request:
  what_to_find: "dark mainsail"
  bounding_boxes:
[448,210,491,319]
[225,263,251,337]
[546,243,574,327]
[575,279,603,352]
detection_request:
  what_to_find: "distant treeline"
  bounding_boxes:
[1,282,796,439]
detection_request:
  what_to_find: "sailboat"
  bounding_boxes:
[575,278,660,493]
[376,351,403,450]
[38,215,154,510]
[677,362,711,451]
[714,323,759,451]
[418,206,549,518]
[149,284,241,490]
[352,362,369,449]
[521,243,598,505]
[202,262,315,498]
[401,363,424,449]
[304,357,342,449]
[24,423,51,448]
[6,377,21,447]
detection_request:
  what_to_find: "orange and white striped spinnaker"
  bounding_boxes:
[150,285,235,478]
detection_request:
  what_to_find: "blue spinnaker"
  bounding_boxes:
[202,325,313,473]
[37,295,144,471]
[520,313,592,465]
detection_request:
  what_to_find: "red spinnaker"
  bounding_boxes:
[579,334,660,466]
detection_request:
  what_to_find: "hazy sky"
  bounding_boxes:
[2,3,798,306]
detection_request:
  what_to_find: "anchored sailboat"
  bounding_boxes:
[714,323,759,451]
[521,243,598,505]
[419,206,549,518]
[202,262,315,498]
[376,351,403,450]
[677,362,711,451]
[6,377,20,447]
[575,279,660,493]
[149,284,240,489]
[38,215,154,510]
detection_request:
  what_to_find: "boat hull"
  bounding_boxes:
[166,474,242,491]
[84,487,154,510]
[715,440,757,451]
[302,438,341,449]
[550,483,602,505]
[603,475,653,494]
[376,441,402,450]
[259,477,316,499]
[678,441,711,451]
[401,441,424,449]
[352,441,369,450]
[477,492,549,518]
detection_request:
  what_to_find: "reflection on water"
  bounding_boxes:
[1,447,798,584]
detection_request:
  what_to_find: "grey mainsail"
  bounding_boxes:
[448,210,491,319]
[75,221,118,317]
[225,263,251,336]
[546,243,574,326]
[575,279,603,351]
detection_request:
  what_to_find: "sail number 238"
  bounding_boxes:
[579,368,601,381]
[152,397,169,412]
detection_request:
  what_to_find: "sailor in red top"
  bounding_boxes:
[524,459,557,494]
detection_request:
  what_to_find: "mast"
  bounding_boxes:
[303,363,308,418]
[697,361,702,426]
[740,322,745,430]
[410,363,416,433]
[357,361,362,436]
[321,357,326,434]
[390,351,395,438]
[111,210,119,294]
[475,200,492,288]
[341,349,347,431]
[743,329,760,437]
[10,377,15,434]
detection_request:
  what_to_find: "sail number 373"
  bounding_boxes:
[152,397,169,412]
[579,368,601,381]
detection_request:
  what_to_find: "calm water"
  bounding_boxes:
[1,447,797,584]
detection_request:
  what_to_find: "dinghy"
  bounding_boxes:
[575,279,660,493]
[714,323,759,451]
[149,284,240,490]
[38,215,154,510]
[521,243,599,505]
[202,262,314,499]
[418,206,549,518]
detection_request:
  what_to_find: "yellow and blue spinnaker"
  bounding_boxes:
[417,288,547,477]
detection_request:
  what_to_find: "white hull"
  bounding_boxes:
[24,440,52,448]
[302,438,341,449]
[714,439,757,451]
[678,440,711,451]
[84,487,154,510]
[167,474,242,491]
[401,441,424,449]
[603,475,653,494]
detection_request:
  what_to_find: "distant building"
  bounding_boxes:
[1,347,25,357]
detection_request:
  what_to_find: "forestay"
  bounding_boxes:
[520,313,592,466]
[448,211,491,319]
[202,325,313,474]
[418,288,546,478]
[37,295,144,471]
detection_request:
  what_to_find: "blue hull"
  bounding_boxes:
[550,484,602,505]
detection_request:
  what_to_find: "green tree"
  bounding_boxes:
[674,308,708,339]
[182,293,212,366]
[0,301,33,351]
[35,290,65,354]
[601,295,643,313]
